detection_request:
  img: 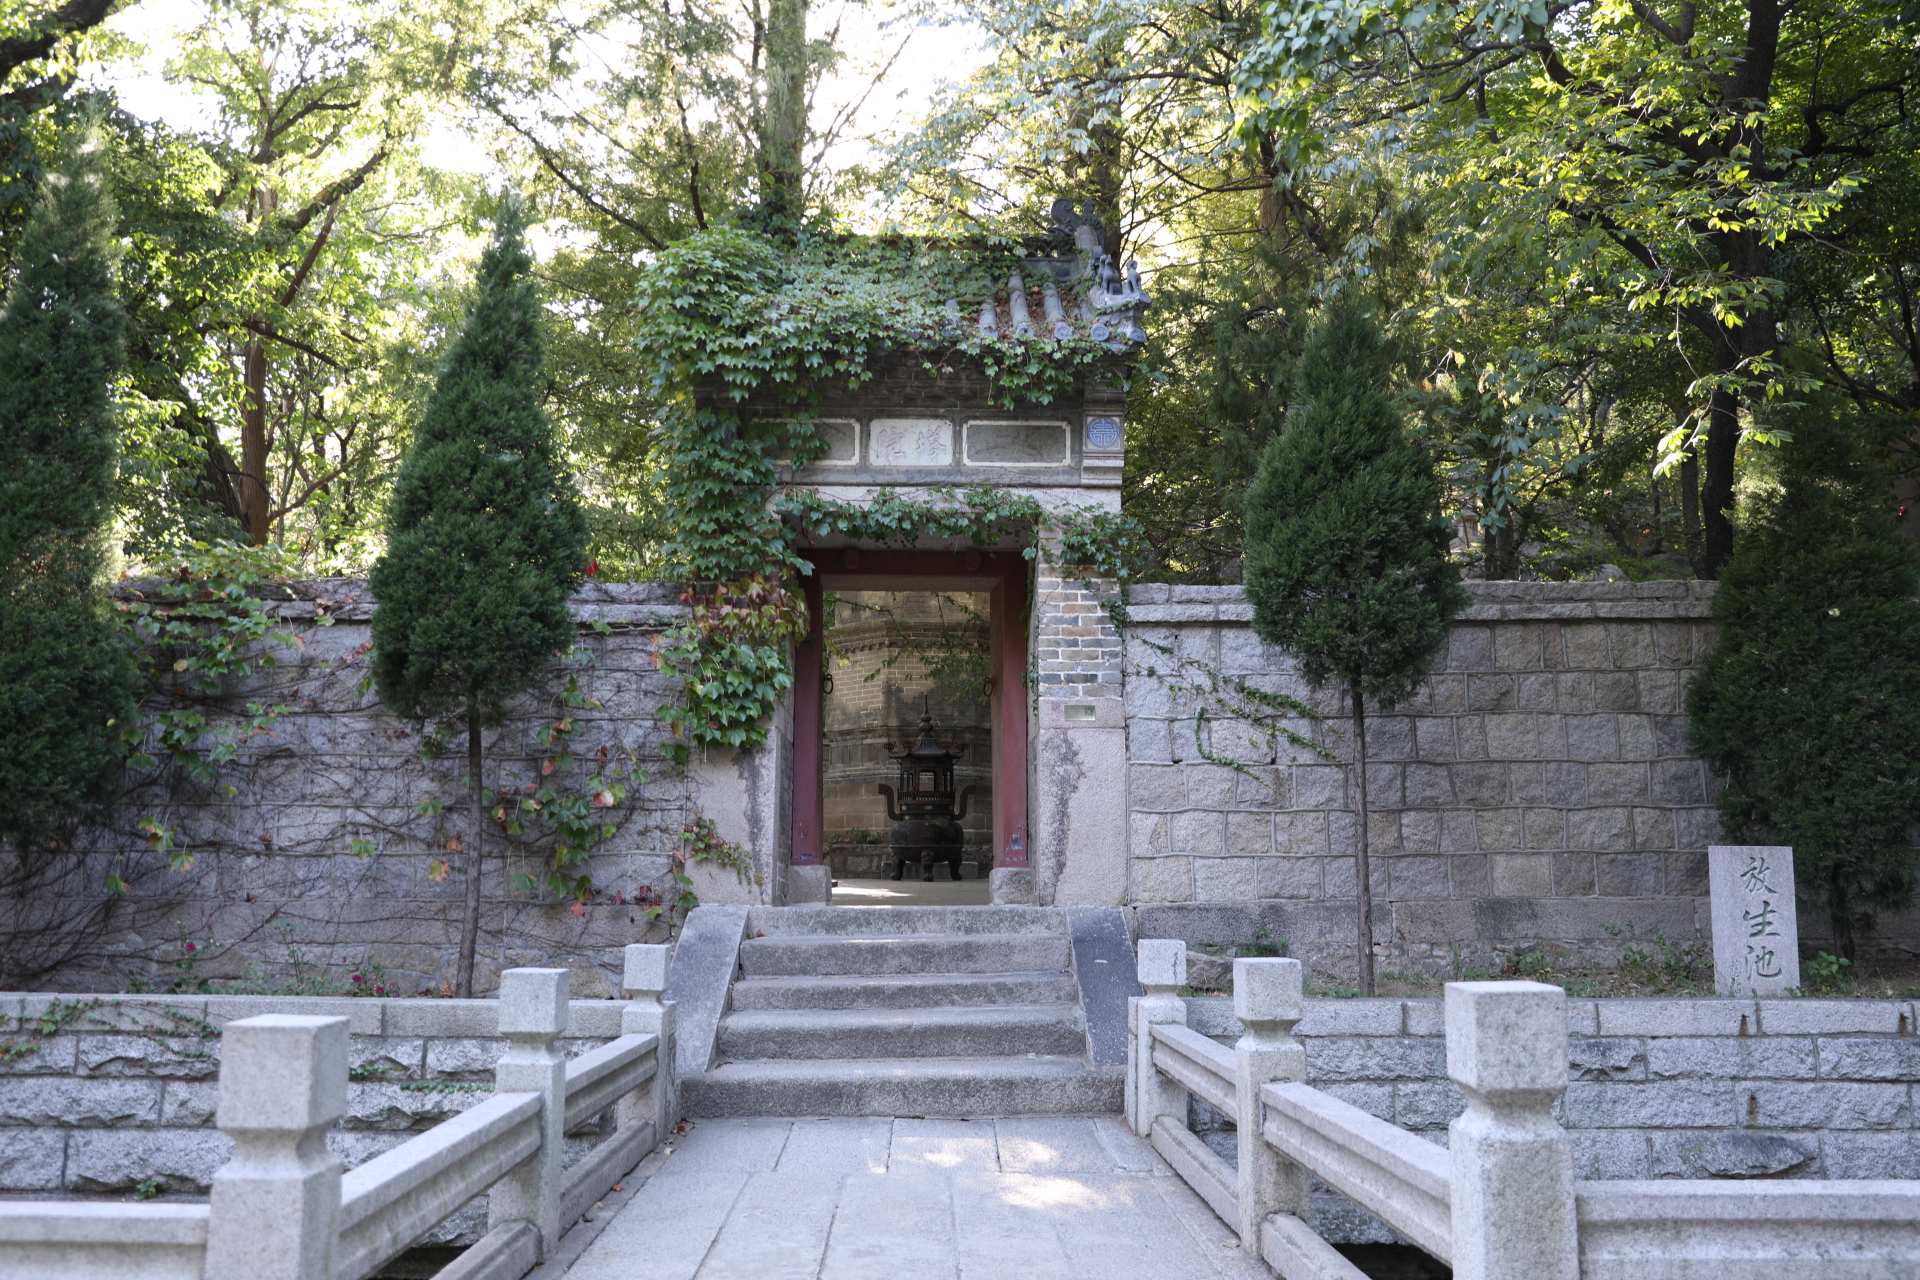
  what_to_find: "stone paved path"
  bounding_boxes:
[557,1116,1272,1280]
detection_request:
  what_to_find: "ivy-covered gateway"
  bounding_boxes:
[633,205,1155,756]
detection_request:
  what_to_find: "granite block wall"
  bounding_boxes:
[6,581,694,994]
[0,991,632,1237]
[1179,995,1920,1242]
[1122,581,1729,973]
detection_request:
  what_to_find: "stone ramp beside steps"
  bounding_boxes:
[671,905,1134,1117]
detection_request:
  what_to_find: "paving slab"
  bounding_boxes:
[690,1170,844,1280]
[1091,1115,1172,1174]
[820,1170,957,1280]
[656,1118,794,1178]
[891,1117,1001,1172]
[995,1117,1125,1175]
[952,1169,1079,1280]
[561,1165,751,1280]
[776,1117,893,1175]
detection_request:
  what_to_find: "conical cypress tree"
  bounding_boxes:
[1242,306,1469,994]
[370,203,587,996]
[0,126,140,852]
[1687,401,1920,960]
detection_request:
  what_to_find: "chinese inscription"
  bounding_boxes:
[867,418,954,467]
[1709,845,1800,996]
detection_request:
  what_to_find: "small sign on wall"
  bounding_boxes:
[1708,845,1800,996]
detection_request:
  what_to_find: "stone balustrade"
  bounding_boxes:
[0,946,674,1280]
[1129,939,1920,1277]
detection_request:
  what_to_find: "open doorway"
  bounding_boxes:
[824,590,992,905]
[788,549,1030,908]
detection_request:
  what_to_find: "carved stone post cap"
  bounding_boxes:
[623,944,672,998]
[216,1014,349,1134]
[1233,957,1303,1025]
[498,968,571,1037]
[1445,980,1567,1096]
[1137,938,1186,989]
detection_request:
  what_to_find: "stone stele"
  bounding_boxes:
[1708,845,1800,996]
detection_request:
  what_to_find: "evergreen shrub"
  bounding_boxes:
[1687,401,1920,958]
[0,127,139,850]
[369,202,587,994]
[1242,305,1468,992]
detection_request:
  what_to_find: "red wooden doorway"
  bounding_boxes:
[789,549,1029,891]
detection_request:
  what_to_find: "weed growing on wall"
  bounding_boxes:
[1127,634,1334,793]
[113,541,320,887]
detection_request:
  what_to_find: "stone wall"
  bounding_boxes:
[1121,581,1744,974]
[1183,995,1920,1195]
[10,582,694,994]
[0,992,630,1226]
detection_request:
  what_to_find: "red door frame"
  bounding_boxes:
[789,550,1030,884]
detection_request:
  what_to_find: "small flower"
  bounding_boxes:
[1829,607,1841,616]
[183,942,195,953]
[350,973,363,984]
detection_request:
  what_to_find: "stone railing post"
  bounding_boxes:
[1233,957,1311,1248]
[204,1014,348,1280]
[1446,980,1578,1280]
[491,967,569,1256]
[619,942,677,1135]
[1128,938,1188,1136]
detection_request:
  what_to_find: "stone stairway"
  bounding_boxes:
[678,906,1134,1117]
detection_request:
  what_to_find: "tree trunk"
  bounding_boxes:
[1699,378,1739,578]
[1830,868,1856,964]
[239,331,271,546]
[1352,686,1375,996]
[1679,433,1703,573]
[456,701,483,998]
[760,0,807,219]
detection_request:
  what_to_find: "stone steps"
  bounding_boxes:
[715,1003,1087,1060]
[737,933,1071,978]
[742,905,1070,938]
[681,1056,1125,1117]
[676,904,1137,1119]
[728,971,1079,1011]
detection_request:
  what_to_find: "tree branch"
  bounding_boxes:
[281,145,387,235]
[0,0,115,83]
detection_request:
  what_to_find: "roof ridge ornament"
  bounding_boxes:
[1044,195,1150,346]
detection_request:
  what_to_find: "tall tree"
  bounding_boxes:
[1243,307,1468,993]
[369,203,587,996]
[0,0,124,258]
[1687,399,1920,959]
[0,122,140,850]
[1234,0,1918,576]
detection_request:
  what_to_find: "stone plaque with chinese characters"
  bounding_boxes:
[1709,845,1800,996]
[867,418,954,467]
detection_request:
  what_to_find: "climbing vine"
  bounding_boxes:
[635,226,1148,755]
[1131,635,1338,790]
[111,542,324,889]
[0,997,221,1063]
